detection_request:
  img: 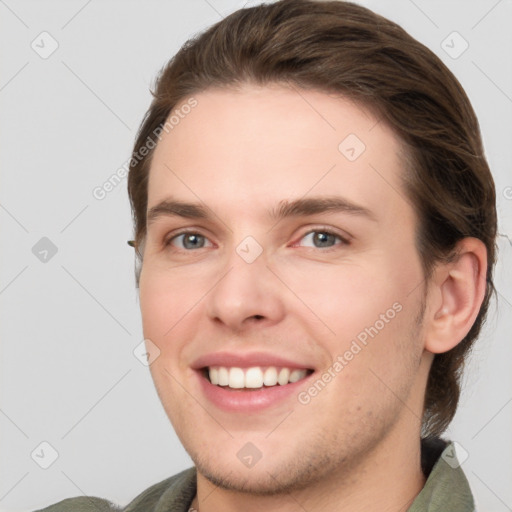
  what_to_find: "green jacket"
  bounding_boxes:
[34,438,475,511]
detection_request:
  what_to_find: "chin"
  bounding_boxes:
[188,440,337,496]
[196,460,305,495]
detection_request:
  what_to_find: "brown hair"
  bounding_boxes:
[127,0,497,438]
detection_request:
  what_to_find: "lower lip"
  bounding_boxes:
[196,370,314,413]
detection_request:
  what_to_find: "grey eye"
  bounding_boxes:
[171,233,208,250]
[300,231,340,248]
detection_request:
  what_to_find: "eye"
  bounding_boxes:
[166,231,213,250]
[297,229,348,249]
[163,228,348,252]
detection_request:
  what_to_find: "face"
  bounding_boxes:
[138,84,431,494]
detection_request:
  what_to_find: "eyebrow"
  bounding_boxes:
[146,196,376,226]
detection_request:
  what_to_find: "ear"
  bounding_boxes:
[423,237,488,354]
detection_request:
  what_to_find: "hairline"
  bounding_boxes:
[135,83,428,275]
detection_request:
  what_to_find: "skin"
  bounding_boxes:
[138,84,487,512]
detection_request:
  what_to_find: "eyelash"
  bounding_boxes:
[163,227,350,252]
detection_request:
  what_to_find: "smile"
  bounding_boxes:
[206,366,314,389]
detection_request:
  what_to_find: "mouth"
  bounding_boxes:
[191,351,317,412]
[202,365,315,391]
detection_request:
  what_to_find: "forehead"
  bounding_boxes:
[147,84,409,224]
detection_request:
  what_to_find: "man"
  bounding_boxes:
[36,0,497,510]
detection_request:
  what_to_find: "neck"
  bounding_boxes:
[192,428,426,512]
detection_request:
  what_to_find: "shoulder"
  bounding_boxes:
[33,495,120,512]
[411,438,475,512]
[33,468,196,512]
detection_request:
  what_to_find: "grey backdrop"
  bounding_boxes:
[1,0,511,511]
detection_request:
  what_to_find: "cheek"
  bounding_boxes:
[139,268,193,344]
[281,257,421,376]
[139,273,167,336]
[139,270,202,420]
[279,260,401,335]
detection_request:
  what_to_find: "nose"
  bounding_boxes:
[205,246,286,332]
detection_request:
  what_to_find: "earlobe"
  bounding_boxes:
[424,238,487,354]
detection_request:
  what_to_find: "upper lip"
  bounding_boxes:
[191,351,315,371]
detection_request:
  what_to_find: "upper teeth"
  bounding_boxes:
[208,366,309,389]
